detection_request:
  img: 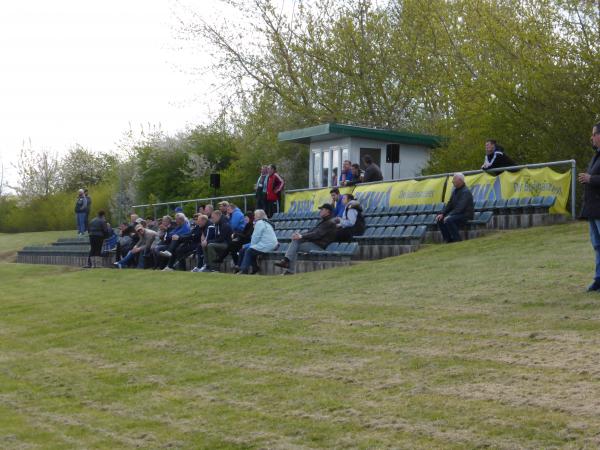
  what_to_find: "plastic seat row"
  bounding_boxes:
[474,196,556,213]
[265,241,359,258]
[362,203,445,217]
[354,225,427,243]
[274,219,320,230]
[271,210,320,222]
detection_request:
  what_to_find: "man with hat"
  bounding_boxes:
[274,203,338,275]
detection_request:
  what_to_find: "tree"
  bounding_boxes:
[12,144,61,201]
[58,144,117,192]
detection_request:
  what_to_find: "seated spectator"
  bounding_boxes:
[229,211,254,267]
[204,204,214,217]
[190,214,211,272]
[339,159,353,185]
[362,154,383,183]
[227,202,246,233]
[330,188,345,218]
[159,213,192,271]
[218,201,230,219]
[114,224,158,269]
[129,213,139,226]
[237,209,278,275]
[481,139,516,172]
[435,173,474,243]
[152,216,175,269]
[199,210,232,272]
[274,203,337,275]
[334,194,365,242]
[343,164,364,186]
[116,222,135,263]
[145,217,158,231]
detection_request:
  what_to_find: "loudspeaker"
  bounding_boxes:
[386,144,400,164]
[210,173,221,189]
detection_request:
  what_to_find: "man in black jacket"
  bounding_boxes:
[275,203,338,275]
[579,122,600,291]
[436,173,474,243]
[362,154,383,183]
[481,140,516,172]
[200,210,232,272]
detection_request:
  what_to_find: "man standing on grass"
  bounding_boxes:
[74,189,88,236]
[579,121,600,292]
[436,173,474,243]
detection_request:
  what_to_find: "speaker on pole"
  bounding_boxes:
[210,173,221,189]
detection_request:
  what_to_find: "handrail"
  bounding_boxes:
[131,160,577,218]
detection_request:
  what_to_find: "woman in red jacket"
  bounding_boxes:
[265,164,284,218]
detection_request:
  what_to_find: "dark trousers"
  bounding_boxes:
[88,236,104,266]
[168,241,196,270]
[335,226,363,242]
[438,214,467,243]
[256,192,266,210]
[239,246,263,274]
[266,199,279,218]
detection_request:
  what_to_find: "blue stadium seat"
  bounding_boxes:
[387,215,401,226]
[474,199,486,210]
[389,206,400,215]
[344,242,359,256]
[506,198,520,211]
[421,204,434,214]
[404,215,417,225]
[365,216,377,227]
[412,225,427,239]
[432,202,445,214]
[405,204,419,214]
[354,227,376,241]
[397,205,409,215]
[541,196,556,209]
[401,226,416,239]
[415,204,427,214]
[422,214,437,226]
[391,225,406,239]
[396,215,407,226]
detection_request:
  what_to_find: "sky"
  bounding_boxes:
[0,0,234,187]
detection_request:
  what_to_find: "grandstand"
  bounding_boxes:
[16,161,574,274]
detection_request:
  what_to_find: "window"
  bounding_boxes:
[332,148,340,186]
[313,151,321,188]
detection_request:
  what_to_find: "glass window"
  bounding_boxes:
[322,151,329,188]
[342,147,349,164]
[332,148,340,186]
[313,151,321,188]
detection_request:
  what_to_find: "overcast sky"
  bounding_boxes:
[0,0,236,186]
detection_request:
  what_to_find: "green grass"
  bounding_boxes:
[0,230,76,261]
[1,221,600,448]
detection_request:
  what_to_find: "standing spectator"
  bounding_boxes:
[481,140,516,171]
[335,194,365,242]
[85,210,111,268]
[74,189,89,235]
[435,173,474,243]
[200,210,232,272]
[274,203,337,275]
[579,121,600,291]
[362,155,383,183]
[114,225,158,269]
[266,164,284,217]
[255,166,269,210]
[330,188,345,218]
[339,160,353,185]
[84,189,92,233]
[237,209,278,274]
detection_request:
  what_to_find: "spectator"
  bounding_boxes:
[435,173,474,243]
[217,201,231,222]
[74,189,89,235]
[481,140,516,171]
[190,214,211,272]
[343,164,364,186]
[579,121,600,291]
[129,213,139,226]
[266,164,284,217]
[85,210,111,268]
[84,188,92,233]
[227,203,246,233]
[115,222,135,263]
[339,159,353,185]
[274,203,337,275]
[114,224,158,269]
[199,210,232,272]
[159,213,191,269]
[362,155,383,183]
[162,213,203,271]
[237,209,278,274]
[335,194,365,242]
[330,188,345,218]
[152,216,175,269]
[229,211,254,267]
[331,167,338,186]
[255,166,269,210]
[204,204,214,217]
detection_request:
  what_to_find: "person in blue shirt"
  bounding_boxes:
[158,213,191,265]
[227,203,246,233]
[330,188,345,218]
[339,159,353,185]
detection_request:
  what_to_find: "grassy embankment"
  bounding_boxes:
[1,221,600,448]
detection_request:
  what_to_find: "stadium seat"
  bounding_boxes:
[541,196,556,209]
[391,225,406,239]
[432,202,445,214]
[415,204,427,214]
[404,215,417,226]
[405,204,419,215]
[397,205,409,215]
[421,204,434,214]
[354,227,376,241]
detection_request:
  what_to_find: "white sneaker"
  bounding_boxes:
[191,267,201,273]
[162,267,174,272]
[159,250,172,258]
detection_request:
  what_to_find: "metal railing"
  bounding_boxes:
[131,160,577,218]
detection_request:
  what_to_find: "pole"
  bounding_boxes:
[571,160,577,219]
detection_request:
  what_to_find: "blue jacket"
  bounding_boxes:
[229,207,245,233]
[250,219,278,253]
[334,200,345,218]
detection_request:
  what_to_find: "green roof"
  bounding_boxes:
[278,123,443,148]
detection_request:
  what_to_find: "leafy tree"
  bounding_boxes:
[58,144,118,192]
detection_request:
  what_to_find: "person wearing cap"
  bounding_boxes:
[274,203,337,275]
[74,189,89,235]
[114,224,158,269]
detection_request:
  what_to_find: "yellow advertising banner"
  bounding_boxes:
[353,178,447,209]
[284,187,354,213]
[444,168,571,214]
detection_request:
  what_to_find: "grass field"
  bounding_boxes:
[1,221,600,448]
